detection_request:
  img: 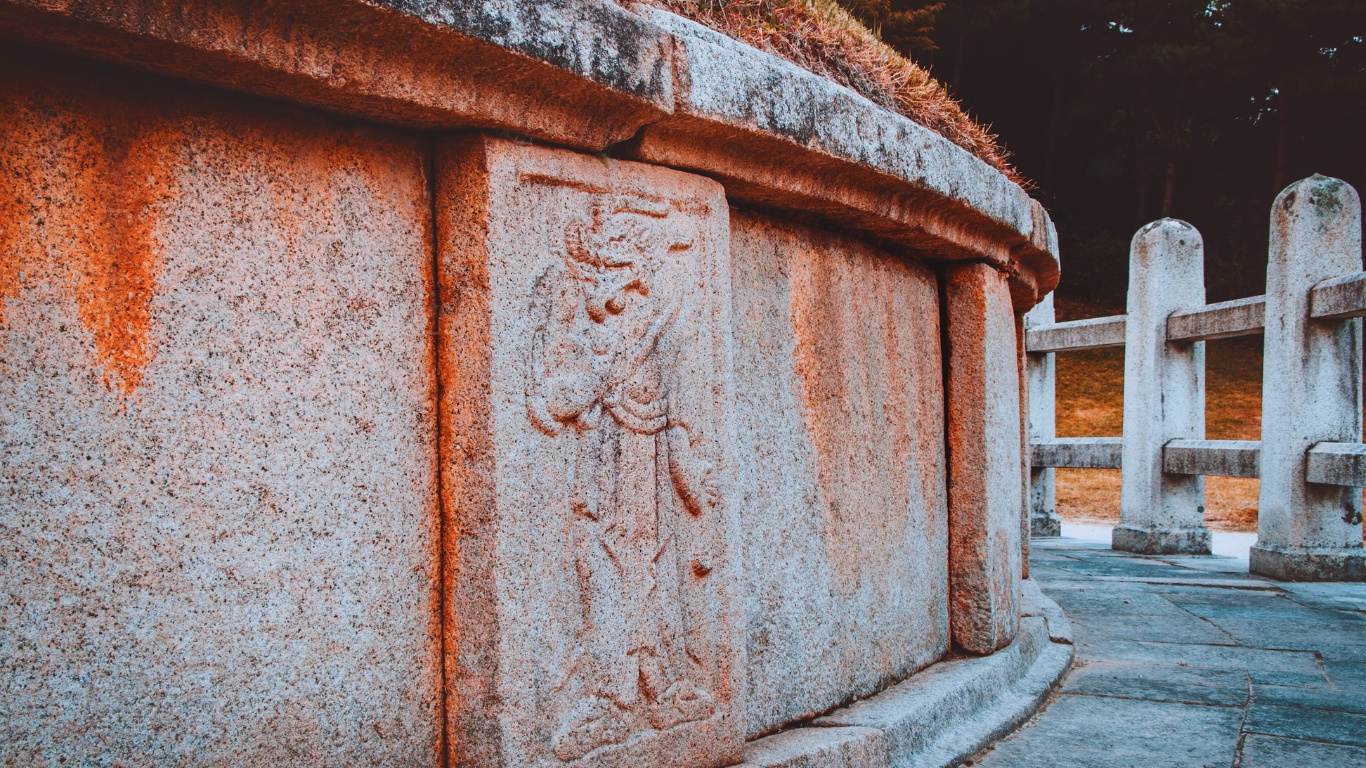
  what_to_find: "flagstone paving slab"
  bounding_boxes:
[973,695,1243,768]
[972,537,1366,767]
[1238,734,1366,767]
[1061,662,1249,707]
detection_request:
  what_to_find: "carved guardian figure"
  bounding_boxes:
[526,198,718,762]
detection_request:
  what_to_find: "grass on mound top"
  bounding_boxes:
[631,0,1019,184]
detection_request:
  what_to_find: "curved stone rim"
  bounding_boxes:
[0,0,1059,307]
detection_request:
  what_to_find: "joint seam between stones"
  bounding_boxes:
[425,139,451,768]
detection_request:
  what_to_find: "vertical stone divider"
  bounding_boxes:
[1252,175,1366,581]
[1113,219,1211,555]
[1024,292,1061,537]
[433,138,502,768]
[946,263,1023,654]
[1017,313,1031,579]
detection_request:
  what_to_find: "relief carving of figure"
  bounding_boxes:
[526,198,718,762]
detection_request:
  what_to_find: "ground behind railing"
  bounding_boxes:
[1051,334,1267,533]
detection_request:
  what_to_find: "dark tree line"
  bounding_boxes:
[841,0,1366,303]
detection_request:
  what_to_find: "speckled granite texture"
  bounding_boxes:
[729,210,948,737]
[0,51,444,765]
[0,0,1063,762]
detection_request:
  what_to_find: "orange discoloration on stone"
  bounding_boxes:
[72,129,172,396]
[433,138,502,768]
[2,49,443,763]
[730,210,947,736]
[432,136,741,768]
[1016,311,1031,580]
[0,75,175,395]
[0,150,25,332]
[945,262,1023,655]
[789,228,941,596]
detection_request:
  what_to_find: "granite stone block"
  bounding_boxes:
[433,135,743,768]
[0,54,442,766]
[945,263,1023,654]
[729,210,948,736]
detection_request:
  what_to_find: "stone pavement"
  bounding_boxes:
[973,537,1366,768]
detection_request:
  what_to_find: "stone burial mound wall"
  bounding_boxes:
[0,1,1065,766]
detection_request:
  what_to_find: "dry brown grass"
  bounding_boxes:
[1052,298,1267,532]
[628,0,1019,182]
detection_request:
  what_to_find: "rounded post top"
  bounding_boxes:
[1128,217,1204,296]
[1130,219,1204,279]
[1133,218,1200,245]
[1274,174,1360,218]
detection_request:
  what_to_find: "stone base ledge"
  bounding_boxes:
[736,592,1074,768]
[1021,579,1073,645]
[1030,514,1062,538]
[1112,524,1212,555]
[1250,544,1366,582]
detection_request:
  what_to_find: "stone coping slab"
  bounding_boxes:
[734,594,1074,768]
[0,0,1058,308]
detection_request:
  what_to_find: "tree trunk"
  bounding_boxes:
[1135,127,1149,225]
[1042,49,1064,198]
[1161,152,1177,218]
[952,33,964,91]
[1273,84,1291,195]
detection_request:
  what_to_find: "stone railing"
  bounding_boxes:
[0,1,1072,766]
[1026,175,1366,582]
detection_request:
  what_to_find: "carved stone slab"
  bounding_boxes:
[727,210,949,736]
[434,136,743,768]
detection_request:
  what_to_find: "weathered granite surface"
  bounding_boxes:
[1113,219,1210,555]
[433,135,743,768]
[0,0,675,149]
[0,0,1060,763]
[0,0,1059,308]
[631,9,1055,305]
[0,51,443,764]
[1253,175,1366,581]
[945,263,1023,654]
[729,210,948,736]
[811,614,1071,767]
[1023,293,1061,538]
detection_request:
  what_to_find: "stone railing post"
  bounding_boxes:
[1251,175,1366,581]
[1113,219,1210,554]
[1024,292,1061,537]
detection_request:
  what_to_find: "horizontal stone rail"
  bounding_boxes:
[1166,295,1266,342]
[1030,438,1123,469]
[1024,315,1126,353]
[1025,176,1366,581]
[1305,442,1366,487]
[1309,271,1366,320]
[1162,439,1261,479]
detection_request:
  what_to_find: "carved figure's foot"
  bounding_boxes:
[552,696,632,762]
[647,679,714,731]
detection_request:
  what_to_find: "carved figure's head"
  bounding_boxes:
[564,197,692,322]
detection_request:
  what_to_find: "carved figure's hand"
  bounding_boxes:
[546,373,604,422]
[688,458,718,513]
[667,425,717,516]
